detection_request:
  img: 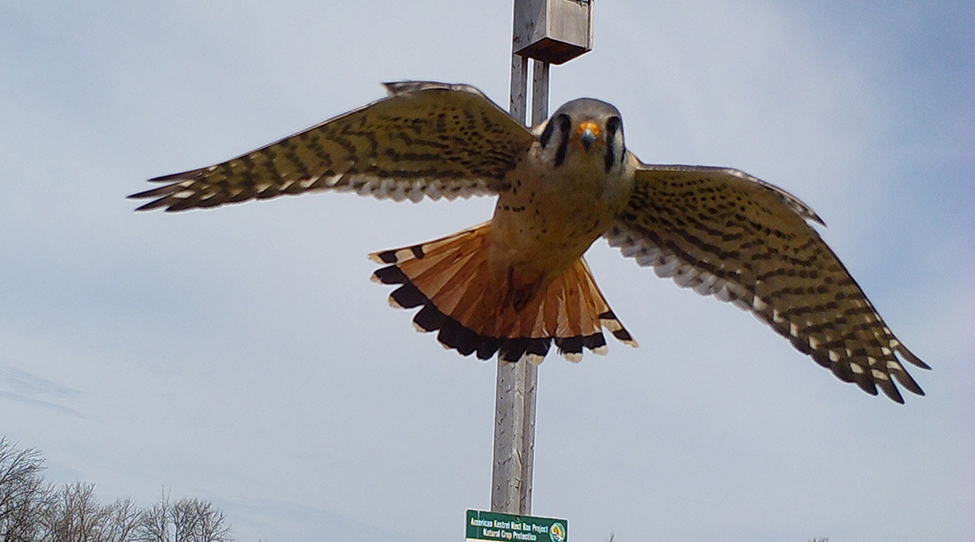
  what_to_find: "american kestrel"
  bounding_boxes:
[131,81,929,403]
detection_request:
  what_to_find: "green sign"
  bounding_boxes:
[466,509,568,542]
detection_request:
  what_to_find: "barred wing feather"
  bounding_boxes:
[606,163,928,403]
[130,82,535,211]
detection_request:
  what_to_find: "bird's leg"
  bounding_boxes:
[502,267,547,313]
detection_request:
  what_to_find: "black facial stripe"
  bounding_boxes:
[554,114,571,167]
[604,116,623,173]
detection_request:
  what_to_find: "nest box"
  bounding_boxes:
[513,0,593,65]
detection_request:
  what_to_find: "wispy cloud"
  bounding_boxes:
[0,363,84,417]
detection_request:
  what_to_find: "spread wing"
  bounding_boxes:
[130,81,535,211]
[606,162,929,403]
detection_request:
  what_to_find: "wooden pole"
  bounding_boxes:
[531,59,550,126]
[493,0,589,516]
[491,16,550,521]
[491,358,538,513]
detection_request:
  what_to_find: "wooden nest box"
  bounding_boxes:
[513,0,593,64]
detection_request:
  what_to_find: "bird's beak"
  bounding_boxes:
[577,121,600,151]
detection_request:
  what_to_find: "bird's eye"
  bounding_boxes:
[604,116,623,173]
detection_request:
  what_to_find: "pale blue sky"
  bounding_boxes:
[1,2,972,541]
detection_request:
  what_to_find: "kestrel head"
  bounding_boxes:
[538,98,627,175]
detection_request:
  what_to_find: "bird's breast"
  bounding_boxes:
[488,153,633,277]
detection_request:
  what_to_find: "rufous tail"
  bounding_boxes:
[369,223,637,363]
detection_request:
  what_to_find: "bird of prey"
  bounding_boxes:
[130,81,929,403]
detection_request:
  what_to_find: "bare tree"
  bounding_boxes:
[136,494,229,542]
[0,438,49,542]
[170,499,229,542]
[134,493,170,542]
[1,439,235,542]
[35,483,150,542]
[186,499,229,542]
[168,498,196,542]
[99,498,141,542]
[39,482,114,542]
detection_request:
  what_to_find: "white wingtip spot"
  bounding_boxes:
[692,273,718,296]
[563,352,583,363]
[635,248,664,267]
[850,363,865,374]
[373,178,391,199]
[673,265,698,287]
[620,244,641,258]
[425,181,443,200]
[388,184,407,201]
[599,318,623,332]
[654,257,679,278]
[392,248,416,263]
[526,354,546,365]
[357,179,378,196]
[714,285,735,303]
[871,369,889,380]
[408,184,425,203]
[592,346,608,356]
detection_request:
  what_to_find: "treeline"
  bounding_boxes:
[0,438,234,542]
